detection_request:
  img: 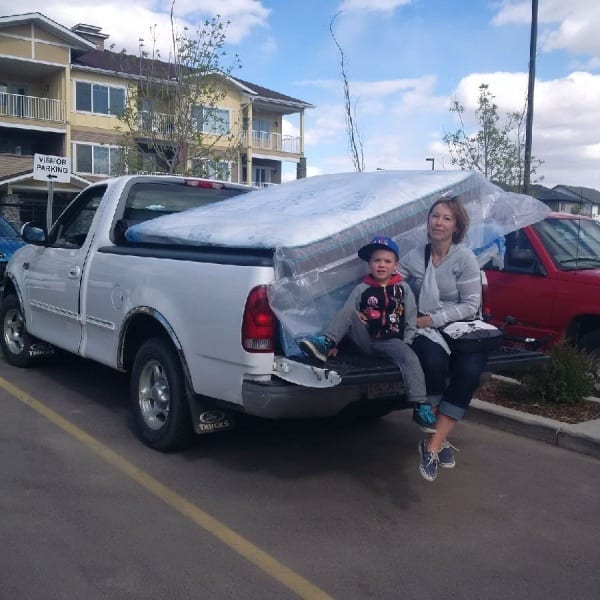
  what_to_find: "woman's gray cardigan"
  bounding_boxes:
[398,242,481,328]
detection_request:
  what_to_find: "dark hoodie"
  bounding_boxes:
[358,273,406,339]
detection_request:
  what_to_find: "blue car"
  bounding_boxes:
[0,216,25,278]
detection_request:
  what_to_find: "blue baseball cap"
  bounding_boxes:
[358,236,400,261]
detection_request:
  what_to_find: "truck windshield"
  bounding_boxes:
[533,217,600,270]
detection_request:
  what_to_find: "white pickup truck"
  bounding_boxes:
[1,174,547,451]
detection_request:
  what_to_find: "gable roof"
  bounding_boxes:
[0,12,95,50]
[527,184,575,202]
[553,185,600,205]
[71,49,313,111]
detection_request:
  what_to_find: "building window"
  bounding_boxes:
[253,166,272,187]
[75,81,125,116]
[191,158,231,181]
[192,106,230,135]
[74,143,120,175]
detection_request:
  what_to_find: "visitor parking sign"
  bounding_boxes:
[33,153,71,184]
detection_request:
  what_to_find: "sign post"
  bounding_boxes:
[33,153,71,231]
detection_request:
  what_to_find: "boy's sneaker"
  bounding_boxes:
[438,441,458,469]
[418,439,439,482]
[412,403,437,433]
[297,335,334,362]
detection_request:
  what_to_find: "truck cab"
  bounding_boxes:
[484,212,600,358]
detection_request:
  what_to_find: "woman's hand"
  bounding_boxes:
[417,314,434,329]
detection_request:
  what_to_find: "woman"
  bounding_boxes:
[399,195,488,482]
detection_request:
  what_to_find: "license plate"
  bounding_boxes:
[367,381,403,399]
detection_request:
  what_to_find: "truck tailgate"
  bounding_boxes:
[284,346,549,386]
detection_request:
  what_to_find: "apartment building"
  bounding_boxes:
[0,12,313,225]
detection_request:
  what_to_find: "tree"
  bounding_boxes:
[443,83,542,190]
[115,2,241,176]
[330,11,365,172]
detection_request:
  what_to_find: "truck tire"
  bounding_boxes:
[130,337,193,451]
[0,294,52,368]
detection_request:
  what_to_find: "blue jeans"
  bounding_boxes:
[411,334,488,420]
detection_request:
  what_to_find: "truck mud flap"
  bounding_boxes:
[273,357,342,388]
[189,398,235,435]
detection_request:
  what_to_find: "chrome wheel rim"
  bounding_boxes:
[4,307,25,355]
[138,359,170,430]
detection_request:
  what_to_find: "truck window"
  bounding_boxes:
[503,230,539,274]
[52,185,107,248]
[123,181,248,223]
[113,180,251,244]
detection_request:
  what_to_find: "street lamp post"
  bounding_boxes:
[426,157,435,170]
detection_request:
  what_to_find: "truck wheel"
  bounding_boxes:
[0,294,51,368]
[130,337,193,451]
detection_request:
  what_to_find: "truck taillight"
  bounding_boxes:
[480,270,491,319]
[242,285,275,353]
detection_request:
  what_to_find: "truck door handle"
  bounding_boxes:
[68,266,81,279]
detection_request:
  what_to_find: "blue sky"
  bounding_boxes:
[4,0,600,188]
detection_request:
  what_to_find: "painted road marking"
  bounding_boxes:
[0,376,333,600]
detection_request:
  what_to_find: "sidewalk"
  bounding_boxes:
[468,396,600,460]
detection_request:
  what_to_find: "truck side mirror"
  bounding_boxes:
[21,222,47,246]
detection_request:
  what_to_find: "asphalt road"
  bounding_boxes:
[1,353,599,600]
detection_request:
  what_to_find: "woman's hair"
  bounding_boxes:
[427,195,470,243]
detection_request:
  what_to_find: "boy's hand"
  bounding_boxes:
[417,314,434,328]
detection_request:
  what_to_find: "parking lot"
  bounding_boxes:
[2,353,599,599]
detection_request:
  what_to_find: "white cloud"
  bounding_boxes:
[493,1,600,56]
[540,8,600,55]
[304,103,348,146]
[446,70,600,187]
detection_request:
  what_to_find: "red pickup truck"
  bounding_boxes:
[484,212,600,365]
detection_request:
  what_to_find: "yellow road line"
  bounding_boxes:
[1,376,334,600]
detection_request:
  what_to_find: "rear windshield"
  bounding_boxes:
[123,181,250,223]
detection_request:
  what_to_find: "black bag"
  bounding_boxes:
[424,244,503,354]
[441,319,503,354]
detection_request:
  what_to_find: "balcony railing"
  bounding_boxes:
[241,130,301,154]
[138,110,175,135]
[0,92,66,123]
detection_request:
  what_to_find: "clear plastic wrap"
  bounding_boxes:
[125,170,550,356]
[266,171,550,356]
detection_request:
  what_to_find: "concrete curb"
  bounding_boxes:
[468,398,600,460]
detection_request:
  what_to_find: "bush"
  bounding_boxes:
[524,340,594,405]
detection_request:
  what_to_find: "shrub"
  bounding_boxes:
[524,340,594,405]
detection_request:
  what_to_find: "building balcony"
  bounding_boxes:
[241,130,301,155]
[0,92,66,124]
[138,110,175,136]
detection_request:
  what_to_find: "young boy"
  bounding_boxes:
[297,236,437,432]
